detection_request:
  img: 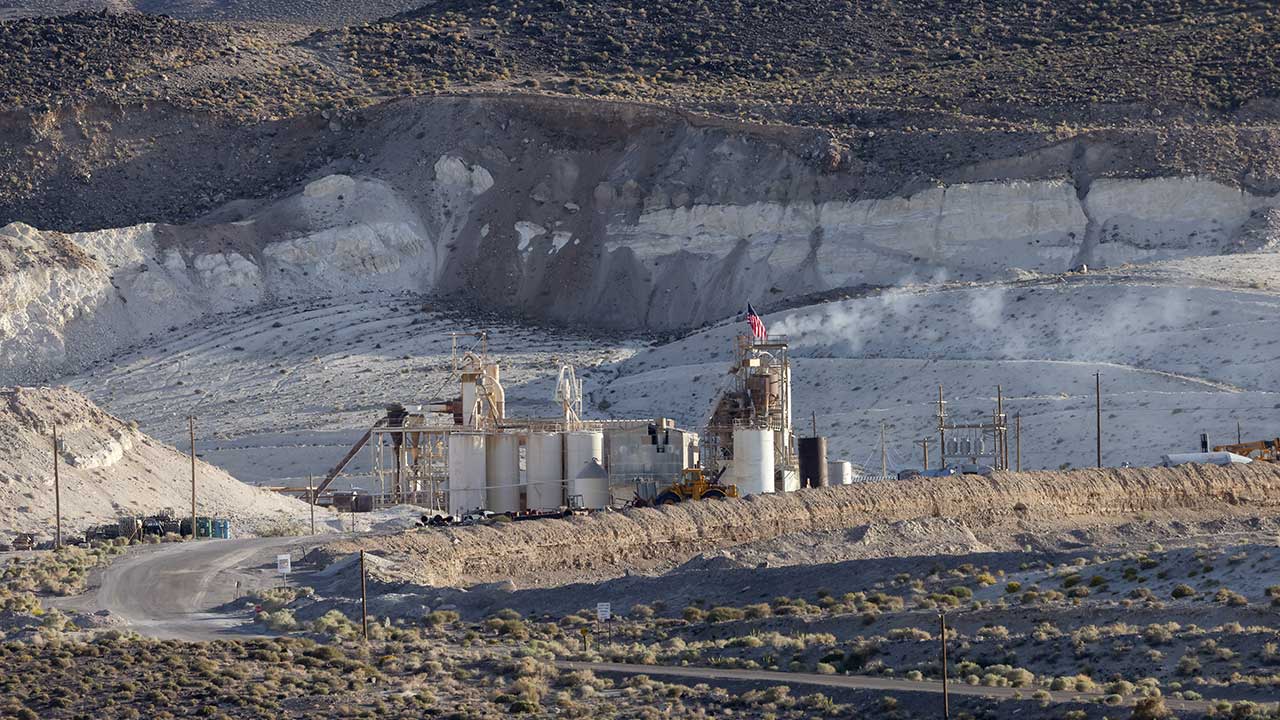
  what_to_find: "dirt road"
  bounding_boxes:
[557,661,1213,713]
[66,537,319,640]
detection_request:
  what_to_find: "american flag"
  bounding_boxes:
[746,303,767,341]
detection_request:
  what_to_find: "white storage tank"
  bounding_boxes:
[564,430,605,502]
[572,458,611,510]
[828,460,853,485]
[485,433,520,514]
[525,432,564,509]
[733,427,774,495]
[447,432,487,516]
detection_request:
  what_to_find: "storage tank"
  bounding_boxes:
[564,430,605,499]
[797,436,828,488]
[525,432,563,509]
[447,432,487,516]
[485,433,520,514]
[572,458,611,509]
[733,427,774,495]
[828,460,853,485]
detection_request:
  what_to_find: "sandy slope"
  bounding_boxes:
[0,386,319,538]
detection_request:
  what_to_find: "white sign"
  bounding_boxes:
[276,554,292,574]
[596,602,611,622]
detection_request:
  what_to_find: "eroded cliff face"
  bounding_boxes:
[3,96,1279,381]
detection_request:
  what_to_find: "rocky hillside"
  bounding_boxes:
[0,385,314,537]
[4,92,1280,381]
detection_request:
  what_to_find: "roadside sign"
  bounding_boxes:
[276,554,292,574]
[596,602,611,622]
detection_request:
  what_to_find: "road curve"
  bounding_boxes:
[556,661,1212,712]
[86,537,319,640]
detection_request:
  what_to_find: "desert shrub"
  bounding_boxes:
[707,607,745,623]
[743,603,772,619]
[1171,584,1196,599]
[425,610,459,626]
[977,625,1010,640]
[629,604,655,619]
[1131,696,1171,719]
[1214,588,1248,607]
[261,609,299,632]
[682,606,707,623]
[311,610,359,640]
[1005,582,1021,594]
[1143,623,1179,645]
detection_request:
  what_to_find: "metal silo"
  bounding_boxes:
[828,460,853,485]
[447,432,487,516]
[798,436,828,487]
[485,433,520,514]
[571,458,611,510]
[564,430,605,503]
[733,427,774,495]
[525,432,564,510]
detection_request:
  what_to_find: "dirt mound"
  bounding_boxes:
[322,463,1280,588]
[0,385,314,538]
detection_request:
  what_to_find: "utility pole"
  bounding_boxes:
[360,549,369,641]
[53,424,62,549]
[308,474,316,536]
[189,416,198,541]
[996,385,1005,470]
[880,420,888,477]
[1237,420,1242,444]
[1015,414,1022,472]
[937,385,947,470]
[811,411,818,437]
[939,612,950,719]
[1094,373,1102,468]
[916,438,930,469]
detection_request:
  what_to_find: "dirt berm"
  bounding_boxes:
[320,464,1280,588]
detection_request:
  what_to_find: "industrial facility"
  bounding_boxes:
[311,332,857,517]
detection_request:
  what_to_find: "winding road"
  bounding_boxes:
[60,537,318,640]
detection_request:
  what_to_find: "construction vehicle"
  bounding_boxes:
[650,467,739,505]
[1213,439,1280,462]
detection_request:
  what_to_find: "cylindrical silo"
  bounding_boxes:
[572,458,611,510]
[733,427,774,495]
[564,430,605,506]
[525,432,563,509]
[447,432,487,516]
[485,433,520,514]
[828,460,853,485]
[797,436,828,488]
